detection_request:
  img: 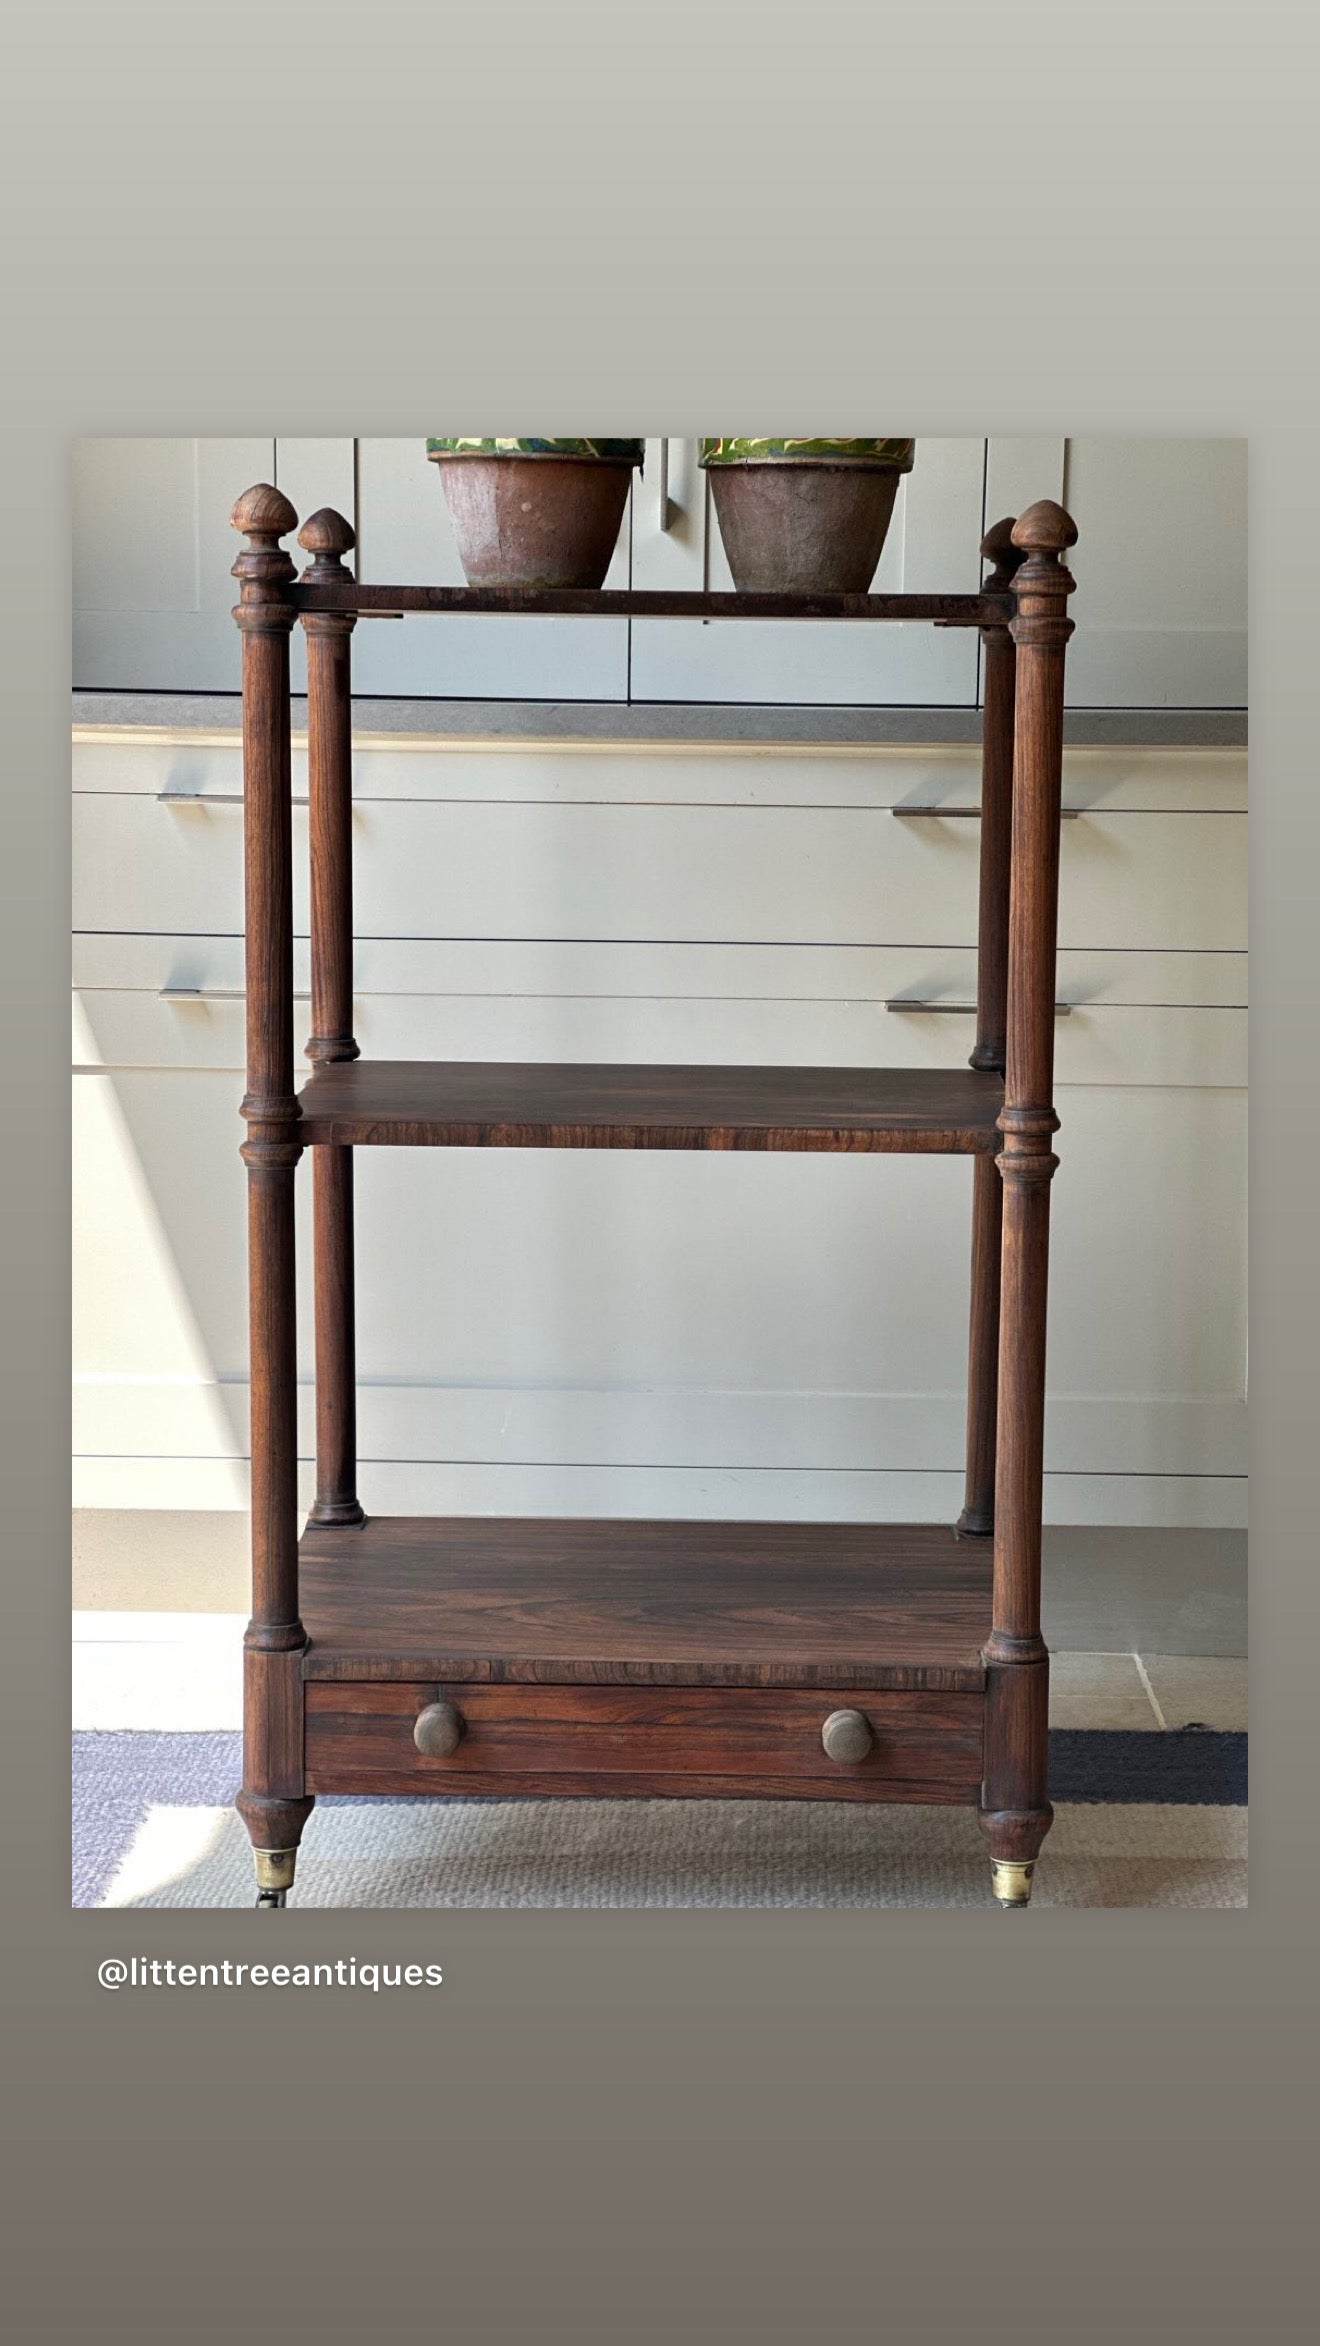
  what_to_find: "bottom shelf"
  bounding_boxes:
[299,1515,991,1692]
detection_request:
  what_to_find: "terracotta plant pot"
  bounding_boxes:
[425,438,644,591]
[700,438,916,594]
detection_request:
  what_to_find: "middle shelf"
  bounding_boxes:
[294,1060,1004,1152]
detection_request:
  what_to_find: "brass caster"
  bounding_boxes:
[256,1887,287,1909]
[253,1847,297,1896]
[991,1859,1036,1909]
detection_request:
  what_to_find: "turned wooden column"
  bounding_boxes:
[957,519,1024,1539]
[979,498,1077,1907]
[231,484,313,1891]
[299,509,365,1529]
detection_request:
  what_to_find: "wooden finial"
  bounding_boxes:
[231,483,298,543]
[230,484,298,609]
[1011,500,1078,555]
[298,507,356,584]
[981,515,1027,603]
[1008,500,1077,648]
[981,515,1021,565]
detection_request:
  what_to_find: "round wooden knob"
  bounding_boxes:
[414,1700,465,1757]
[821,1708,873,1764]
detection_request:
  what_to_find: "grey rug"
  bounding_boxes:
[99,1795,1246,1910]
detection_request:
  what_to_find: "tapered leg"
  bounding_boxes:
[980,1150,1055,1903]
[981,1655,1052,1906]
[978,500,1077,1908]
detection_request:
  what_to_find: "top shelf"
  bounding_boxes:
[292,582,1006,628]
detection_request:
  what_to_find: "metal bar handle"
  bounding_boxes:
[886,998,1072,1016]
[158,789,308,806]
[892,805,1081,820]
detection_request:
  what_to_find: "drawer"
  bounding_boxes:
[70,738,1247,815]
[74,965,1246,1088]
[72,786,1245,953]
[303,1681,986,1802]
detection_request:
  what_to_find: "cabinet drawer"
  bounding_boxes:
[72,790,1245,955]
[304,1681,985,1801]
[74,971,1246,1089]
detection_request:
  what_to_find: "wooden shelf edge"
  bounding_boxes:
[292,582,1005,627]
[294,1061,1005,1156]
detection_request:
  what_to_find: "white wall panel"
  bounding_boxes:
[1064,437,1247,706]
[70,1456,1246,1531]
[983,438,1067,537]
[73,438,273,690]
[351,437,632,699]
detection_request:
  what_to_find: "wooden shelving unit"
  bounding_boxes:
[230,488,1077,1910]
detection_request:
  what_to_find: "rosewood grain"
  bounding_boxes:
[305,1682,985,1802]
[294,581,1007,626]
[299,507,364,1530]
[299,509,358,1070]
[959,1156,1004,1538]
[235,1646,313,1858]
[978,1656,1053,1864]
[979,498,1077,1885]
[298,1516,993,1691]
[232,488,304,1657]
[295,1060,1005,1153]
[958,520,1022,1540]
[310,1148,362,1527]
[231,486,311,1875]
[969,518,1024,1080]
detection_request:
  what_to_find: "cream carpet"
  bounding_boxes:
[99,1796,1246,1910]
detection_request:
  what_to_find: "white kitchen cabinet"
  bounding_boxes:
[72,762,1247,954]
[72,436,353,695]
[74,438,274,690]
[629,436,984,704]
[73,436,1247,711]
[983,438,1067,537]
[350,437,632,700]
[983,436,1246,708]
[72,718,1246,1527]
[73,945,1247,1090]
[1062,438,1247,706]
